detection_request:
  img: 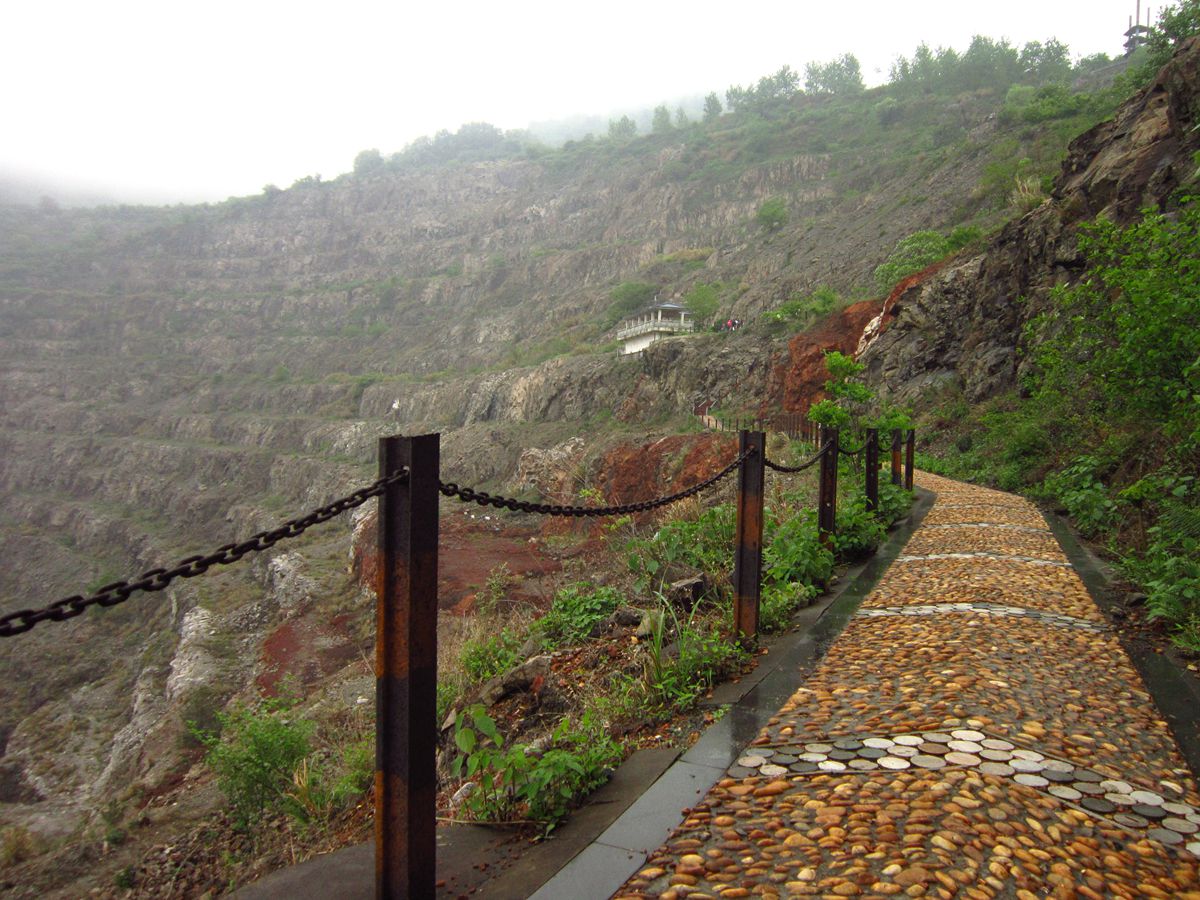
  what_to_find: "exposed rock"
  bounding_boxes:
[859,39,1200,404]
[475,654,552,707]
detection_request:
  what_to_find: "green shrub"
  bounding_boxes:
[535,583,623,647]
[873,230,952,293]
[197,698,313,828]
[756,198,789,231]
[1041,456,1118,537]
[763,513,834,588]
[759,581,819,633]
[451,706,621,830]
[832,501,887,558]
[461,629,524,683]
[626,505,735,593]
[876,482,915,526]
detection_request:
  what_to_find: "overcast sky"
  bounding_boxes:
[3,0,1151,205]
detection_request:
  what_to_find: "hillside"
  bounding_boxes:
[1,33,1188,894]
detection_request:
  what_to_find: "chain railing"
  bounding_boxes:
[0,469,411,638]
[2,423,914,899]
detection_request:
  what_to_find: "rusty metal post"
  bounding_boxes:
[733,430,765,644]
[376,433,439,900]
[891,429,902,486]
[865,428,879,514]
[905,429,915,491]
[818,426,839,547]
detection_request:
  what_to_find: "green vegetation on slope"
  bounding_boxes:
[918,196,1200,649]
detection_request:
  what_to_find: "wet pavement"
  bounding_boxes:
[606,473,1200,899]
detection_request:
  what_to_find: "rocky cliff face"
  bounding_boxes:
[858,38,1200,405]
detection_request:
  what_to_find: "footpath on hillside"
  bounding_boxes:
[541,472,1200,900]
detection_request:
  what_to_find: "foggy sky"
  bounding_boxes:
[4,0,1149,206]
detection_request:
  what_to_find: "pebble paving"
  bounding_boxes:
[613,473,1200,899]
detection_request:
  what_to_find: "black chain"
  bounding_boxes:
[439,448,753,517]
[840,441,867,457]
[763,442,833,474]
[0,469,410,638]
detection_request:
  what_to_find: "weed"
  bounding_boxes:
[451,706,621,830]
[534,583,623,648]
[460,629,524,683]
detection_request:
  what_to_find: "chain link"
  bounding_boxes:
[763,441,833,474]
[0,469,410,638]
[3,444,761,638]
[439,448,753,517]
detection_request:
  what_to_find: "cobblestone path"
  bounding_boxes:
[614,473,1200,899]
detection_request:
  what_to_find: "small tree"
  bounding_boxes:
[703,92,723,122]
[674,106,690,129]
[683,283,721,322]
[804,54,865,95]
[652,105,673,133]
[808,351,912,438]
[756,198,789,231]
[608,115,637,141]
[873,230,953,293]
[353,148,384,175]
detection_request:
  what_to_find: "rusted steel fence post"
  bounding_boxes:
[376,433,439,900]
[865,428,879,514]
[818,426,839,548]
[891,429,902,486]
[733,430,765,644]
[905,429,915,491]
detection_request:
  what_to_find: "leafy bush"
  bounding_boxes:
[756,198,789,231]
[873,230,952,293]
[451,706,621,830]
[763,513,834,587]
[764,286,840,329]
[876,482,915,526]
[759,581,819,633]
[461,629,524,683]
[626,505,735,593]
[535,583,623,647]
[605,281,658,327]
[832,501,887,558]
[198,698,314,828]
[1041,456,1118,537]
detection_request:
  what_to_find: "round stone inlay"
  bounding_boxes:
[1050,786,1082,801]
[945,752,982,767]
[879,757,911,770]
[913,754,946,769]
[1148,828,1183,845]
[894,734,924,746]
[1133,804,1168,820]
[1015,773,1049,788]
[951,729,986,741]
[863,737,894,749]
[1163,817,1199,835]
[1114,813,1150,829]
[980,762,1014,777]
